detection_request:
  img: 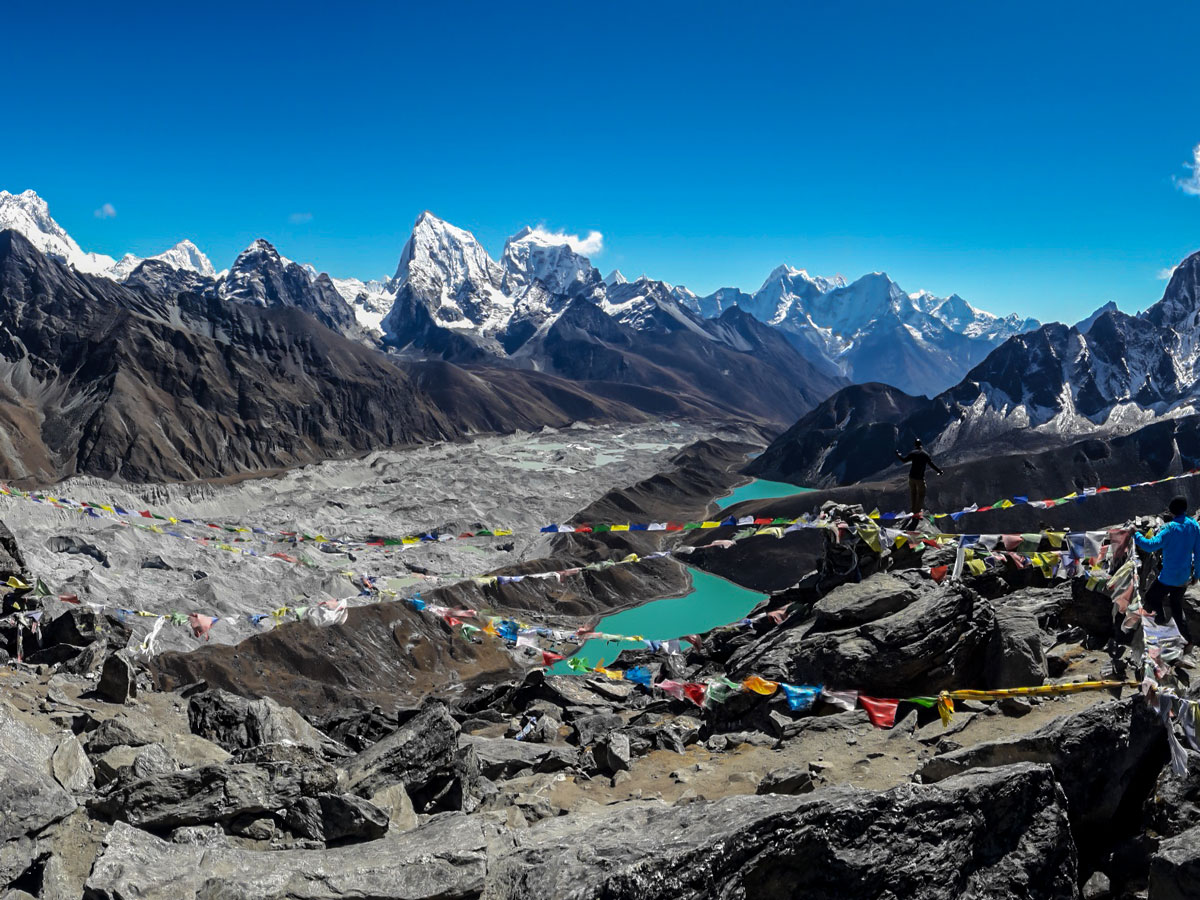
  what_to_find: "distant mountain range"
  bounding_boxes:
[0,190,1041,398]
[749,251,1200,488]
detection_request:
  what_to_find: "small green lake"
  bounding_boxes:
[716,477,813,508]
[551,567,766,674]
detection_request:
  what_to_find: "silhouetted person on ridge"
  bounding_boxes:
[896,438,943,515]
[1135,494,1200,667]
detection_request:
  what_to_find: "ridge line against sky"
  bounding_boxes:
[3,0,1199,322]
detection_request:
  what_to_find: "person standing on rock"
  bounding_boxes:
[895,438,943,515]
[1135,495,1200,667]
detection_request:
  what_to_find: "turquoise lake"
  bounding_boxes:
[551,567,766,674]
[716,477,813,508]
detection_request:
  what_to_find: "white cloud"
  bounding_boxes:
[1159,265,1179,280]
[529,225,604,256]
[1175,143,1200,196]
[289,212,313,224]
[93,203,116,219]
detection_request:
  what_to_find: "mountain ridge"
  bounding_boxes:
[0,191,1040,398]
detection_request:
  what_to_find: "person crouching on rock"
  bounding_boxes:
[1135,495,1200,668]
[895,438,943,515]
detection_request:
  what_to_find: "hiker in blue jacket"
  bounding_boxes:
[1135,495,1200,665]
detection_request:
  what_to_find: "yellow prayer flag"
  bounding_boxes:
[5,576,28,589]
[742,675,779,695]
[700,521,719,529]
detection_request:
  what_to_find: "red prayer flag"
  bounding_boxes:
[859,696,900,728]
[139,510,152,518]
[541,650,565,666]
[58,594,80,604]
[930,565,949,584]
[665,522,684,532]
[683,683,706,707]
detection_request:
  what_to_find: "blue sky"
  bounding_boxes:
[4,1,1199,322]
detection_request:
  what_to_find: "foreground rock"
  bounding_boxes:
[919,700,1159,827]
[89,758,338,830]
[341,702,480,813]
[1149,824,1200,900]
[486,762,1077,899]
[84,816,496,899]
[187,687,346,757]
[731,579,996,696]
[0,705,77,883]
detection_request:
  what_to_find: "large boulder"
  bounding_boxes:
[484,762,1077,900]
[40,607,130,652]
[187,688,346,757]
[1145,749,1200,838]
[810,573,919,630]
[0,705,76,882]
[84,816,496,899]
[985,600,1049,688]
[730,581,996,696]
[96,652,137,704]
[88,759,337,829]
[1148,824,1200,900]
[341,702,479,813]
[459,735,577,780]
[284,793,390,844]
[919,699,1163,844]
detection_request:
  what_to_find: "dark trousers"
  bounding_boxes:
[1145,579,1192,643]
[908,478,926,514]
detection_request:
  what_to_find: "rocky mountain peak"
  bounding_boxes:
[219,237,359,336]
[1144,249,1200,332]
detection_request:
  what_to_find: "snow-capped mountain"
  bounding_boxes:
[501,227,602,298]
[0,190,220,286]
[749,250,1200,487]
[382,212,512,348]
[0,190,117,275]
[687,269,1038,396]
[0,189,1041,401]
[108,239,217,281]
